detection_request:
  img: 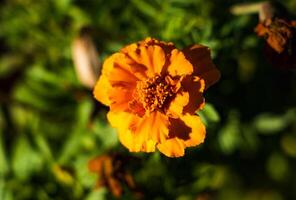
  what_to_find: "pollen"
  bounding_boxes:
[136,75,175,112]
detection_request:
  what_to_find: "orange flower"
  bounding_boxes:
[255,18,296,69]
[255,18,296,54]
[93,38,220,157]
[88,154,138,198]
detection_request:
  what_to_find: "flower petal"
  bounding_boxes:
[181,76,205,114]
[126,45,166,77]
[129,111,169,144]
[182,45,220,89]
[167,92,189,118]
[111,53,146,81]
[167,49,194,77]
[108,86,134,112]
[93,75,111,106]
[167,76,205,117]
[93,53,121,106]
[140,37,175,54]
[107,111,139,151]
[181,114,206,147]
[107,111,169,152]
[157,138,185,157]
[120,43,138,54]
[157,114,205,157]
[109,63,139,87]
[106,61,138,112]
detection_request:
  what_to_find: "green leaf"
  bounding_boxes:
[12,135,43,180]
[281,135,296,158]
[193,164,227,190]
[0,54,23,77]
[0,133,9,177]
[58,98,93,164]
[131,0,158,18]
[74,156,97,188]
[266,152,289,181]
[0,180,13,200]
[254,114,288,134]
[197,103,220,126]
[218,111,241,154]
[93,119,118,150]
[34,132,53,162]
[85,188,107,200]
[0,109,8,178]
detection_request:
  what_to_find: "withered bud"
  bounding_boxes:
[71,30,100,88]
[255,18,296,53]
[88,153,140,198]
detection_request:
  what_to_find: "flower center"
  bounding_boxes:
[136,75,175,112]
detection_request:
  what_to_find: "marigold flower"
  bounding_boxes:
[255,18,296,53]
[88,154,139,198]
[93,38,220,157]
[255,18,296,69]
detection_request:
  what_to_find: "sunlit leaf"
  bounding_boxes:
[0,180,13,200]
[254,114,288,134]
[75,156,97,188]
[52,164,74,185]
[85,188,107,200]
[58,98,93,164]
[197,103,220,126]
[93,119,118,150]
[0,135,9,177]
[12,135,44,180]
[218,111,241,154]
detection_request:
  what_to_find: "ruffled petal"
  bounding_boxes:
[157,138,185,157]
[140,37,176,54]
[167,49,194,77]
[120,43,138,54]
[157,114,205,157]
[129,111,169,144]
[93,53,121,106]
[167,76,205,117]
[111,53,146,81]
[107,111,141,151]
[109,63,139,87]
[181,76,205,114]
[93,75,111,106]
[107,111,169,152]
[106,59,139,112]
[182,45,220,89]
[181,114,206,147]
[108,86,134,112]
[126,45,166,77]
[167,92,189,118]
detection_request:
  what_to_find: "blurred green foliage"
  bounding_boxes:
[1,0,296,199]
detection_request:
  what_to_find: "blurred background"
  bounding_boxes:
[1,0,296,199]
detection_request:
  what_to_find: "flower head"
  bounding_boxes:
[255,18,296,54]
[255,18,296,69]
[93,38,220,157]
[88,154,138,198]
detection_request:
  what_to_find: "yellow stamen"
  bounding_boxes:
[136,75,175,112]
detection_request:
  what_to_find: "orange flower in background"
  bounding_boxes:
[255,18,296,69]
[93,38,220,157]
[88,154,140,198]
[255,18,296,53]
